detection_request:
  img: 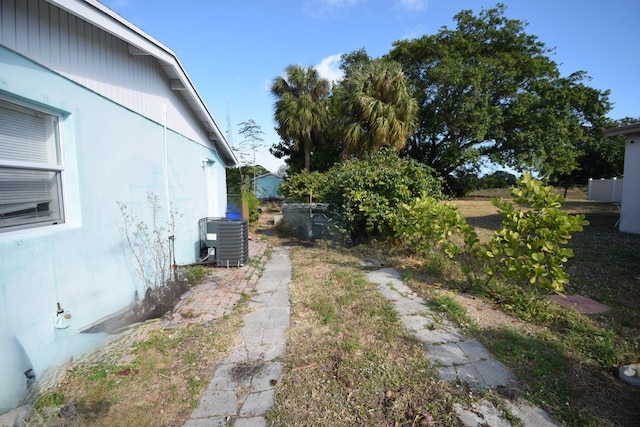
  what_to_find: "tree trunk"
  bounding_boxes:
[304,147,311,172]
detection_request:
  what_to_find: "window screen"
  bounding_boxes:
[0,100,64,230]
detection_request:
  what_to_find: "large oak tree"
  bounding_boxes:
[387,4,612,185]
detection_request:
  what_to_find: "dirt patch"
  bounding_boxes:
[135,280,190,321]
[80,280,190,334]
[232,362,265,383]
[453,293,532,329]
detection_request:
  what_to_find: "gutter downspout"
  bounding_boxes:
[162,105,176,280]
[162,105,170,222]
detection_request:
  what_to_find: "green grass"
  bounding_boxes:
[184,265,207,285]
[267,245,463,426]
[481,328,591,422]
[34,391,65,409]
[429,294,466,321]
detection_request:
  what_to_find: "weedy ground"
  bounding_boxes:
[33,275,249,427]
[32,191,640,426]
[265,243,466,426]
[390,189,640,426]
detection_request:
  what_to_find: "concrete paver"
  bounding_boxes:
[189,390,237,419]
[367,266,560,427]
[455,402,513,427]
[184,246,291,426]
[233,417,267,427]
[183,244,558,426]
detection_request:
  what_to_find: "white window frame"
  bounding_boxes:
[0,98,65,231]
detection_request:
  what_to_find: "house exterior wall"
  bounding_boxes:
[0,46,225,413]
[620,136,640,233]
[254,174,283,199]
[0,0,211,146]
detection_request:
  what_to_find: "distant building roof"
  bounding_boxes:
[252,173,283,181]
[604,123,640,137]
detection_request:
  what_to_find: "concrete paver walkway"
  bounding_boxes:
[368,268,514,389]
[367,267,559,427]
[182,248,557,427]
[183,246,291,427]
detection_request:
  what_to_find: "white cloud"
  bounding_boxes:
[395,0,428,13]
[263,77,273,93]
[315,54,344,83]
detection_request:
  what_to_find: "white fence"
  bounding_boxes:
[588,178,623,202]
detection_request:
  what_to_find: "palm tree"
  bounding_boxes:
[336,59,418,158]
[271,65,330,172]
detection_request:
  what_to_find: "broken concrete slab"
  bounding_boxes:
[548,294,609,314]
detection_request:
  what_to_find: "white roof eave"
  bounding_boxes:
[604,123,640,138]
[44,0,238,166]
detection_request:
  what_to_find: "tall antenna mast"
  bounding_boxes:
[226,97,233,148]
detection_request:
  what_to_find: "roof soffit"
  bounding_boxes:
[604,123,640,138]
[43,0,238,166]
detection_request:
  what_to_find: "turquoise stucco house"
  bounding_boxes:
[252,172,283,200]
[0,0,237,412]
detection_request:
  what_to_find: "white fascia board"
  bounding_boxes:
[43,0,238,166]
[604,123,640,138]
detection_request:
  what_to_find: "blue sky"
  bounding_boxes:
[100,0,639,173]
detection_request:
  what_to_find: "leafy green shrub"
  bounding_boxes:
[325,149,444,240]
[395,194,478,258]
[279,170,329,202]
[242,190,261,224]
[477,173,588,293]
[398,174,587,297]
[280,149,444,242]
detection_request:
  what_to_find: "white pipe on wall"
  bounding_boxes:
[162,105,171,223]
